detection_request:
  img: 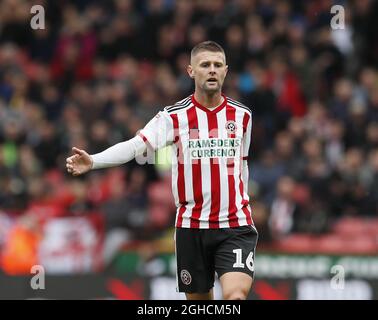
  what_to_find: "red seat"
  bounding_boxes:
[316,234,377,254]
[274,234,315,253]
[332,217,367,236]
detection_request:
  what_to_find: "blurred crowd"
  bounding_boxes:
[0,0,378,271]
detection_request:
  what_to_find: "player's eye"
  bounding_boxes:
[201,63,210,67]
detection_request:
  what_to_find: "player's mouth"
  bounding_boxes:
[206,78,218,84]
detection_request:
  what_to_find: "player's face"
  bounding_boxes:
[188,51,228,94]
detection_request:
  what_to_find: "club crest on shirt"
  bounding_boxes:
[225,120,237,134]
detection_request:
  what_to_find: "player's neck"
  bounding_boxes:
[194,91,224,109]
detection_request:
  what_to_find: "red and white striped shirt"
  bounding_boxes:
[139,94,254,229]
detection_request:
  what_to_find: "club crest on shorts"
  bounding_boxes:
[180,270,192,285]
[225,120,237,134]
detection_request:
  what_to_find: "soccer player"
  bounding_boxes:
[66,41,258,300]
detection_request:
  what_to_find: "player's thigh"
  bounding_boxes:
[214,225,258,283]
[185,289,213,300]
[219,271,253,300]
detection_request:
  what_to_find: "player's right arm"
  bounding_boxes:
[66,109,174,176]
[65,136,147,176]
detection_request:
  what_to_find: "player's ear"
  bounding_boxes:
[187,65,194,79]
[225,64,229,76]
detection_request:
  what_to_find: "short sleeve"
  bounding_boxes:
[138,110,174,150]
[243,111,252,158]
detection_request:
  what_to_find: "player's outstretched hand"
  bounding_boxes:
[66,147,93,176]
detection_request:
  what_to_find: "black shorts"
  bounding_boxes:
[175,225,258,293]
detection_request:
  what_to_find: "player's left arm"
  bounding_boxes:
[242,111,252,189]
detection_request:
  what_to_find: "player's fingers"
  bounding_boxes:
[67,155,80,166]
[72,169,81,176]
[72,147,85,155]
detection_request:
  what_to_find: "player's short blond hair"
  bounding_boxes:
[191,41,225,61]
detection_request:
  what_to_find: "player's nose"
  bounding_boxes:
[208,63,217,73]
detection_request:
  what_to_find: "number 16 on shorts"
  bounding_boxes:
[233,249,254,272]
